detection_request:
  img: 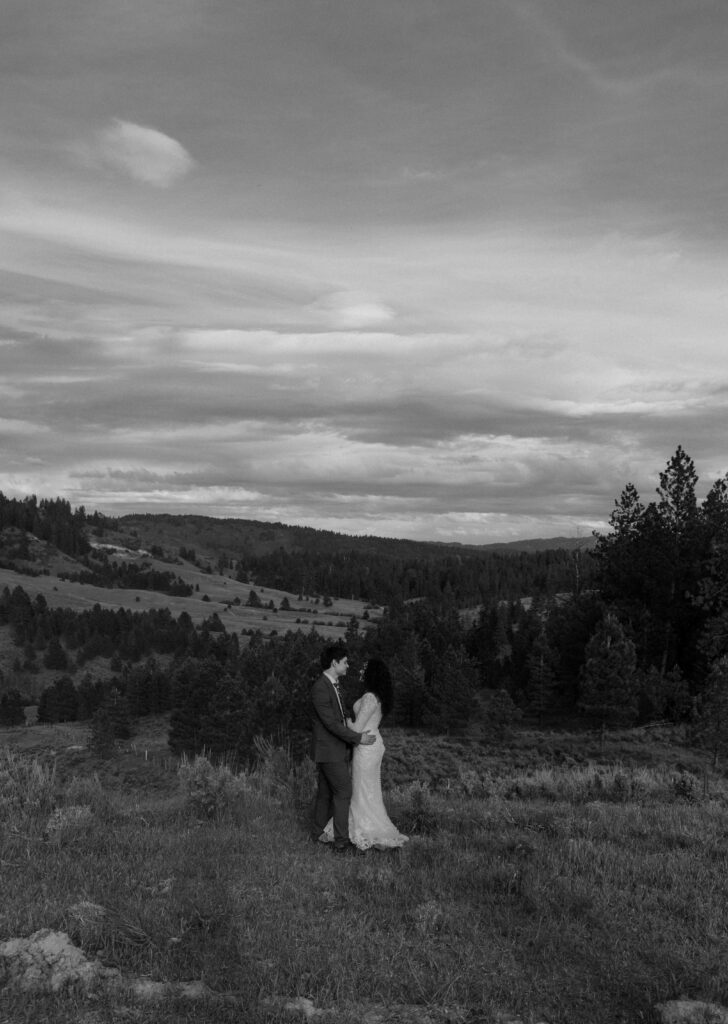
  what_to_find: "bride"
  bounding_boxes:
[323,658,408,851]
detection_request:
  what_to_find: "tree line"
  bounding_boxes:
[0,493,94,558]
[58,551,194,596]
[237,544,591,607]
[2,447,728,763]
[463,446,728,739]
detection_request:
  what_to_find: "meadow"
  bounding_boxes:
[0,561,372,634]
[0,556,380,701]
[2,717,727,1024]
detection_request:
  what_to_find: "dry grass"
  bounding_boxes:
[0,563,372,631]
[2,723,728,1023]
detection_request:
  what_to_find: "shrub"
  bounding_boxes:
[177,753,249,820]
[501,764,671,804]
[45,804,94,839]
[64,772,113,819]
[671,769,698,802]
[610,769,632,803]
[393,780,439,835]
[0,749,56,828]
[252,735,317,807]
[458,767,493,798]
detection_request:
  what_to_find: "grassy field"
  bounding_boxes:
[1,718,727,1023]
[0,561,375,632]
[0,556,381,699]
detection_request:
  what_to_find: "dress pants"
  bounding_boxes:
[313,761,351,844]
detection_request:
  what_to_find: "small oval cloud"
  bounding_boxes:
[97,118,195,187]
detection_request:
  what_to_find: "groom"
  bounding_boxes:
[309,642,375,853]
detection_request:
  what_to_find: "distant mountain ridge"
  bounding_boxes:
[477,535,597,553]
[111,512,596,562]
[0,500,597,622]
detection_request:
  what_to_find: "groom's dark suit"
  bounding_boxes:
[310,673,366,846]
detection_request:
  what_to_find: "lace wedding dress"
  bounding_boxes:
[322,692,408,851]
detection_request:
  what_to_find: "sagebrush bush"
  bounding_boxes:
[252,735,317,807]
[177,753,249,820]
[500,763,695,805]
[391,779,440,834]
[458,766,494,798]
[63,771,114,819]
[671,769,699,802]
[45,803,94,838]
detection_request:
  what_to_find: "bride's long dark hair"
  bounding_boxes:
[363,658,393,718]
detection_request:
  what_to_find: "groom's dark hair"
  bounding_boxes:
[321,643,348,671]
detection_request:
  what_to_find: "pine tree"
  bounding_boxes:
[593,447,714,688]
[199,673,252,759]
[43,637,68,671]
[389,629,425,727]
[76,674,104,720]
[693,656,728,767]
[526,629,557,725]
[695,481,728,664]
[653,446,705,678]
[89,708,115,759]
[38,676,78,723]
[0,689,25,727]
[482,688,522,738]
[493,609,513,668]
[421,644,477,734]
[104,687,132,739]
[7,586,34,645]
[637,664,689,723]
[168,657,220,756]
[344,616,364,665]
[54,676,79,722]
[37,684,59,723]
[579,613,639,728]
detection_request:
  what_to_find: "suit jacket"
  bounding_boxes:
[310,673,364,763]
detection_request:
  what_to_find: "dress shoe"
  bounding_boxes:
[333,840,362,855]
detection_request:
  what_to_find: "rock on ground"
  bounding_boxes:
[261,997,552,1024]
[0,929,121,996]
[0,929,214,1003]
[656,1000,728,1024]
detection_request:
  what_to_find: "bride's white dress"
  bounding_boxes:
[322,692,408,851]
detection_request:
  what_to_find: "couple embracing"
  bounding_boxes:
[309,643,408,854]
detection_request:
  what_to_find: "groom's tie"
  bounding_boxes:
[331,679,345,723]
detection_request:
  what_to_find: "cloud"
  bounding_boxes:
[0,417,50,437]
[309,291,395,330]
[95,119,195,187]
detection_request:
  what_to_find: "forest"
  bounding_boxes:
[1,446,727,764]
[233,539,592,606]
[1,490,591,606]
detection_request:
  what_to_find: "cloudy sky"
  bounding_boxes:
[2,0,727,544]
